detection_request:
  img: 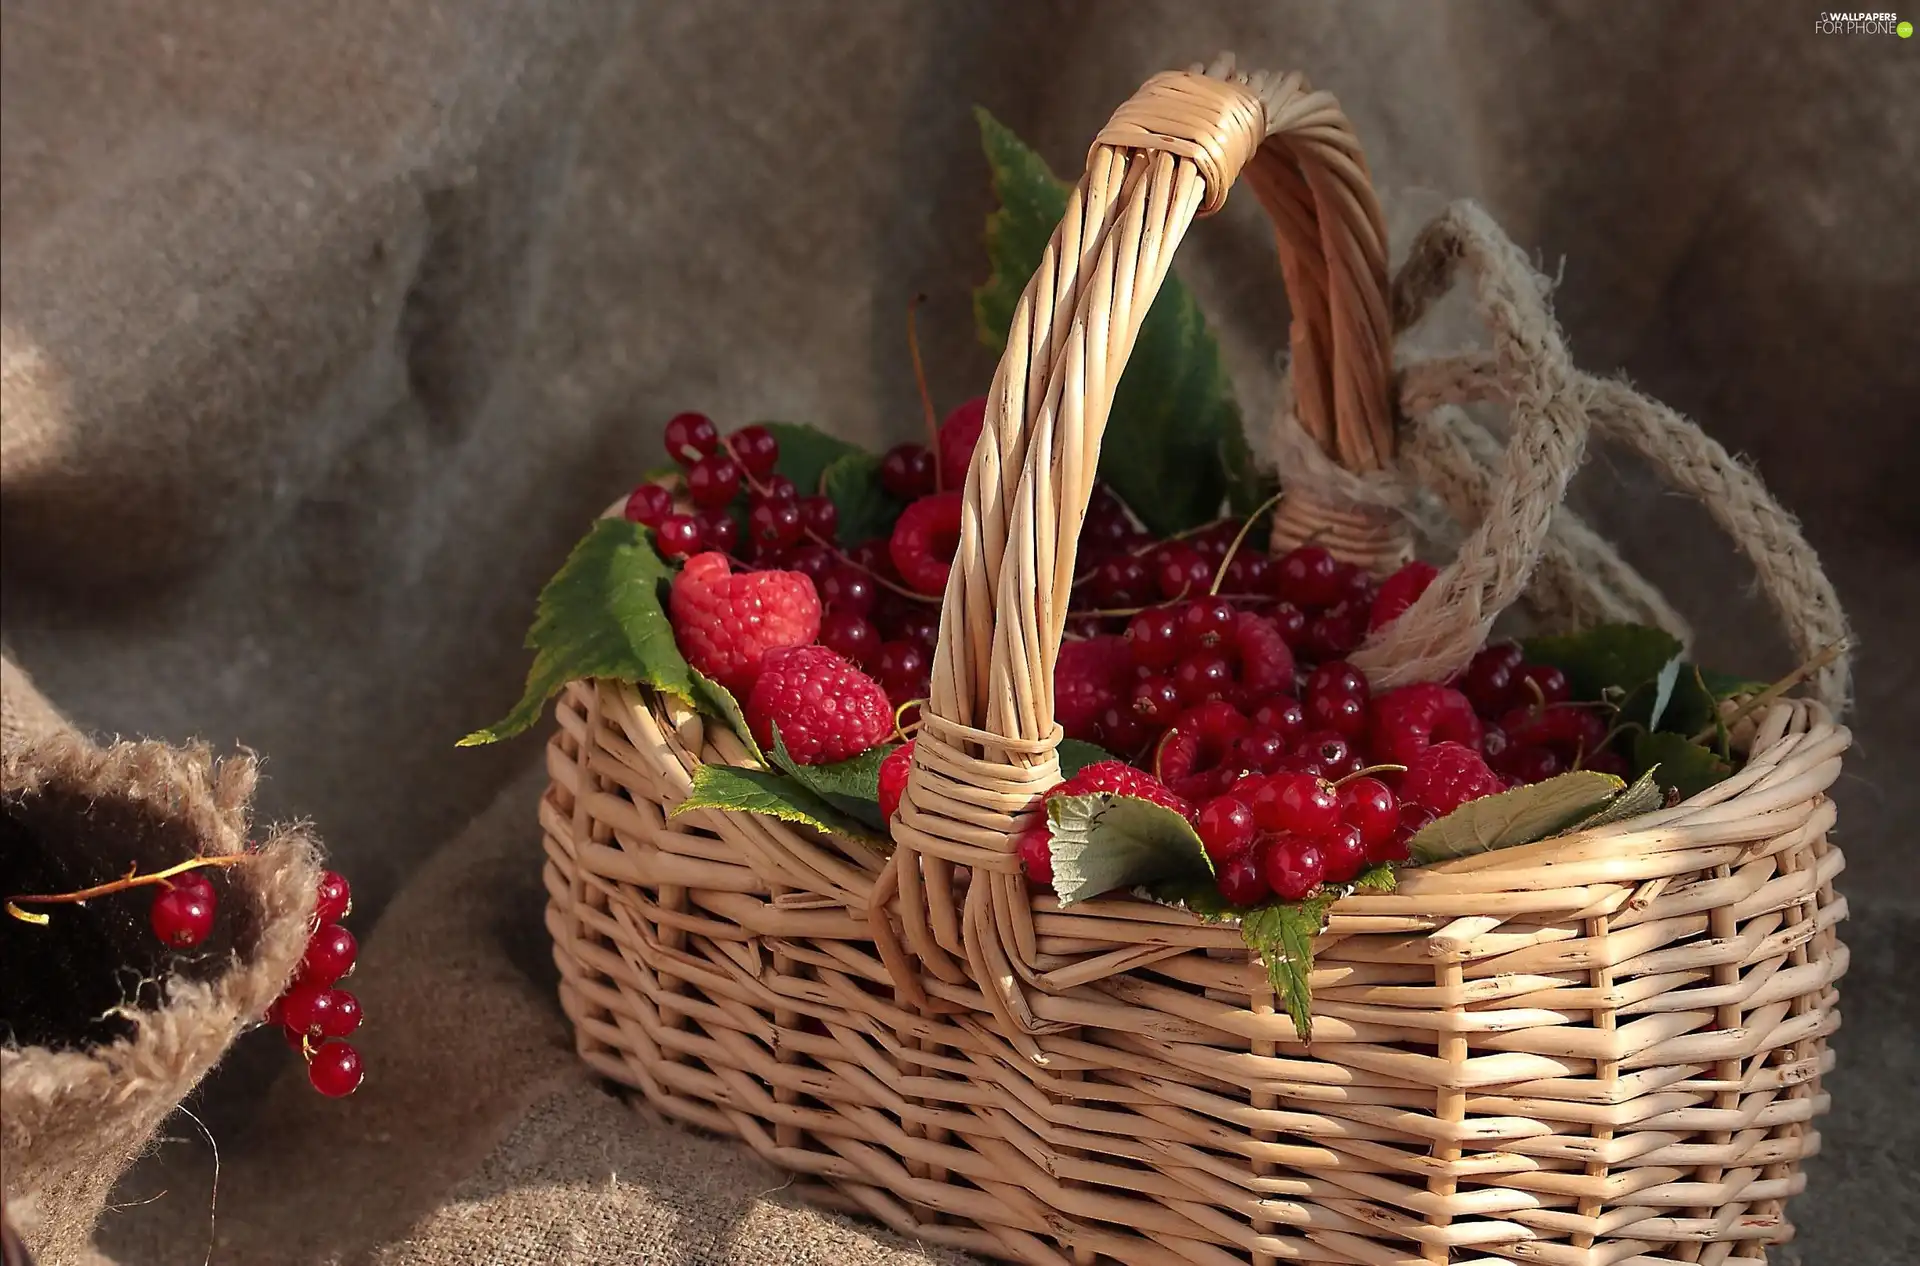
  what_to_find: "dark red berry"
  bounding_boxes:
[1379,803,1438,862]
[1500,705,1608,762]
[1369,683,1485,768]
[1305,692,1369,739]
[818,566,875,616]
[1223,551,1269,594]
[1302,602,1366,661]
[1319,823,1369,884]
[1196,796,1257,863]
[799,495,839,543]
[1177,599,1236,651]
[318,989,362,1038]
[1125,607,1184,668]
[1250,772,1340,835]
[1098,704,1150,754]
[623,483,674,526]
[1294,730,1361,780]
[1130,676,1182,726]
[302,923,358,984]
[788,544,837,579]
[1152,545,1213,602]
[728,424,780,477]
[281,980,338,1036]
[748,500,803,551]
[664,412,720,465]
[150,885,216,948]
[688,510,736,556]
[1260,832,1327,901]
[1173,652,1234,705]
[1459,642,1524,718]
[1234,728,1290,771]
[308,1041,364,1098]
[1304,661,1369,703]
[1092,554,1153,608]
[1250,696,1307,745]
[1016,823,1054,886]
[1370,560,1439,631]
[1179,700,1252,752]
[1586,748,1631,778]
[820,611,880,665]
[654,514,704,559]
[1274,546,1345,609]
[875,640,927,681]
[314,871,352,925]
[1338,777,1399,855]
[1216,849,1269,906]
[171,871,216,902]
[1506,745,1565,784]
[1514,663,1572,708]
[762,474,799,502]
[892,605,942,652]
[1269,602,1308,645]
[879,443,937,499]
[686,455,743,508]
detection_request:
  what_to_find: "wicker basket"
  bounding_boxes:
[544,61,1851,1265]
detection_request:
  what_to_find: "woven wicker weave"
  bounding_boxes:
[544,61,1849,1265]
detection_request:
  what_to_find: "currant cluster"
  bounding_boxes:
[264,870,365,1098]
[626,413,835,560]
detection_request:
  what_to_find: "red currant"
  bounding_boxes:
[1016,823,1054,886]
[1260,832,1327,901]
[1269,601,1308,645]
[875,640,928,683]
[1586,748,1631,778]
[1173,652,1233,705]
[799,495,839,543]
[1215,849,1270,906]
[664,412,720,465]
[1177,599,1236,651]
[1249,772,1339,835]
[622,483,674,526]
[1234,728,1290,771]
[1250,696,1307,745]
[1305,692,1368,739]
[879,443,937,499]
[820,611,879,665]
[788,544,837,579]
[1097,704,1150,754]
[762,474,799,502]
[1459,642,1524,717]
[314,870,352,925]
[1294,730,1361,780]
[1319,822,1369,884]
[892,605,942,652]
[692,508,740,555]
[1337,777,1399,854]
[818,565,875,616]
[1223,551,1269,594]
[308,1040,364,1098]
[685,455,743,508]
[728,424,780,477]
[171,871,216,902]
[302,923,358,984]
[1304,661,1368,703]
[281,980,338,1036]
[1274,545,1345,608]
[1379,803,1438,862]
[1091,555,1153,608]
[1125,607,1184,668]
[747,500,803,551]
[1506,745,1565,784]
[1196,796,1257,863]
[1130,676,1182,726]
[1152,544,1213,601]
[1514,663,1572,708]
[1302,602,1366,661]
[1178,700,1252,752]
[150,885,216,948]
[318,989,362,1038]
[653,514,704,559]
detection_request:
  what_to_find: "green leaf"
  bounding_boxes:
[1565,766,1667,833]
[1653,663,1721,739]
[671,763,889,847]
[760,422,863,496]
[973,108,1245,537]
[461,519,689,745]
[1057,738,1113,780]
[1044,792,1214,906]
[820,451,907,545]
[1409,770,1626,864]
[1633,731,1734,800]
[769,730,895,833]
[690,669,764,764]
[1240,896,1335,1041]
[1644,656,1682,732]
[1523,624,1686,703]
[1698,668,1769,701]
[1353,861,1398,893]
[1220,414,1278,518]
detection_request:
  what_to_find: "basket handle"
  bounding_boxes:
[880,60,1393,1009]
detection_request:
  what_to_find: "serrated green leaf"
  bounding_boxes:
[1409,770,1626,863]
[690,669,763,764]
[1057,738,1113,779]
[1240,896,1334,1041]
[671,763,889,847]
[1633,731,1734,800]
[1353,862,1398,893]
[758,422,863,496]
[1565,766,1666,833]
[1656,663,1722,739]
[1524,624,1686,703]
[769,730,895,832]
[1698,668,1769,701]
[820,451,907,546]
[973,108,1244,537]
[461,519,688,745]
[1045,792,1213,906]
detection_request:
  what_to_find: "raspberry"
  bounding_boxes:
[880,443,937,499]
[1232,612,1296,697]
[727,424,780,478]
[889,491,964,594]
[1274,546,1345,608]
[1320,823,1369,884]
[1196,796,1257,863]
[1260,832,1326,901]
[938,396,987,487]
[623,483,674,526]
[1458,642,1524,717]
[746,646,894,764]
[1055,636,1134,743]
[1016,822,1054,886]
[670,552,822,693]
[1157,727,1204,789]
[664,412,720,465]
[1400,742,1505,816]
[1052,761,1194,822]
[1215,849,1269,906]
[1369,560,1438,631]
[878,740,915,823]
[1368,683,1484,769]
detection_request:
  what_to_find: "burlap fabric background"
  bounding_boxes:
[2,1,1914,1262]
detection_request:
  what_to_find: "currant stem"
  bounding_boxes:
[1688,638,1850,746]
[1333,764,1408,788]
[905,294,942,491]
[5,854,250,925]
[1209,491,1286,596]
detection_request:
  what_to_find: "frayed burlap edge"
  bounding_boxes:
[0,736,321,1266]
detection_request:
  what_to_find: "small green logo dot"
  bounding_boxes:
[1900,19,1914,36]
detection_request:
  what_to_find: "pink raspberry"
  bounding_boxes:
[878,739,915,822]
[1051,760,1194,822]
[1231,611,1295,697]
[1400,742,1506,816]
[938,396,987,488]
[889,491,964,595]
[1368,682,1485,769]
[670,552,822,694]
[1016,821,1054,886]
[1369,560,1439,632]
[745,646,893,765]
[1055,635,1134,743]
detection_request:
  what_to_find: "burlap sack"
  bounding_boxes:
[0,737,320,1266]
